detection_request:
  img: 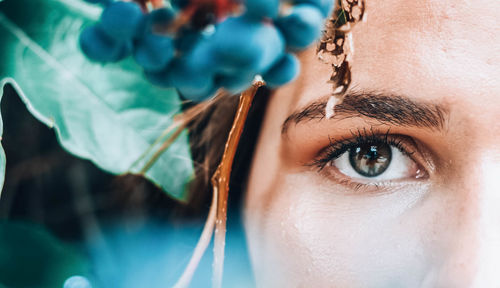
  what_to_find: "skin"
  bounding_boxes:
[244,0,500,287]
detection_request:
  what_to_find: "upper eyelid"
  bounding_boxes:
[328,127,392,150]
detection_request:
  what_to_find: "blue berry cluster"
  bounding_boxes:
[80,0,332,101]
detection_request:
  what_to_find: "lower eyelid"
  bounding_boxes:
[320,166,426,194]
[317,167,414,194]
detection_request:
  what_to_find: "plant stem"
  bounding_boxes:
[211,81,263,288]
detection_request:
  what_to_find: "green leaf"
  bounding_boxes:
[0,0,194,200]
[0,221,90,288]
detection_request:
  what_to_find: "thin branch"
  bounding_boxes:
[211,81,263,288]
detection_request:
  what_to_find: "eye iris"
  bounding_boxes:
[348,143,392,177]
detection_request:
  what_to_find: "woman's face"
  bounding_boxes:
[244,0,500,286]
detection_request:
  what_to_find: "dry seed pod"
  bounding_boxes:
[317,0,366,99]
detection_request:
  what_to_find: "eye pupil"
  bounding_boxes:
[349,143,392,177]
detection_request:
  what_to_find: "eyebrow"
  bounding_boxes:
[281,91,449,134]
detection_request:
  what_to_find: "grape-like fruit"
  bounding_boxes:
[276,4,323,50]
[244,0,280,20]
[166,59,216,101]
[80,24,131,62]
[133,7,177,71]
[177,84,217,102]
[100,1,144,41]
[210,17,285,74]
[263,53,300,87]
[174,27,203,53]
[79,0,332,100]
[133,33,175,72]
[148,7,176,27]
[215,73,255,94]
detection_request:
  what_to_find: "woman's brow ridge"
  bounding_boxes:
[281,91,448,134]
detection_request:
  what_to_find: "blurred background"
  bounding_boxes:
[0,0,260,285]
[0,84,253,287]
[0,84,181,239]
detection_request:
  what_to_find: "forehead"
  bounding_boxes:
[353,0,499,89]
[295,0,499,110]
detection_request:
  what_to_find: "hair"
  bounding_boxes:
[179,87,271,219]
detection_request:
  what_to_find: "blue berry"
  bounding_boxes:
[184,40,217,74]
[133,33,175,72]
[177,84,217,102]
[100,1,144,41]
[145,37,214,92]
[79,0,330,95]
[136,7,177,36]
[276,4,323,50]
[244,0,280,20]
[210,17,285,74]
[263,53,300,87]
[166,59,216,101]
[174,27,203,53]
[80,24,131,62]
[148,7,176,27]
[293,0,333,17]
[216,73,255,94]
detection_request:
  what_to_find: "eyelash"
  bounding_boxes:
[311,128,416,172]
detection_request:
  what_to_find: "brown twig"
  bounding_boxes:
[211,81,263,288]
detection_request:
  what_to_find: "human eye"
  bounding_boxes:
[311,129,428,187]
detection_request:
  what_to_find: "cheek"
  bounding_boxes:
[245,170,450,287]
